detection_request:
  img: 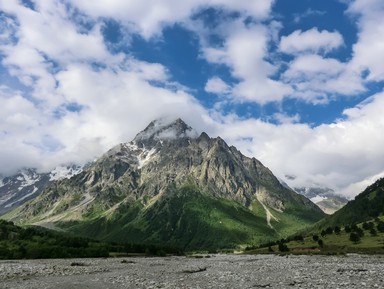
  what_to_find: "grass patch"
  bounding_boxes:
[248,216,384,255]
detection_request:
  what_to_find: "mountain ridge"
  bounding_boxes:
[313,177,384,230]
[282,175,348,214]
[0,166,83,215]
[294,186,348,215]
[4,118,325,250]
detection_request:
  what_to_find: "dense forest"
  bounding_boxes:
[0,220,182,259]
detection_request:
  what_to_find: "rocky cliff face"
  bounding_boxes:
[7,118,325,249]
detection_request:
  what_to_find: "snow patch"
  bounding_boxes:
[138,148,157,169]
[125,142,139,151]
[50,165,83,181]
[0,194,11,206]
[18,171,40,190]
[5,186,39,208]
[311,195,328,203]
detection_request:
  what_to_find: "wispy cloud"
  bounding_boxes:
[293,8,326,23]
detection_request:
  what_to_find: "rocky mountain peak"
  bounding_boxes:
[133,118,198,148]
[4,118,326,250]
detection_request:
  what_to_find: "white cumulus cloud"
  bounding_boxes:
[201,22,292,103]
[68,0,274,39]
[205,77,231,94]
[280,28,344,54]
[215,92,384,198]
[347,0,384,82]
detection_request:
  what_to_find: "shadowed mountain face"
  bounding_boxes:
[6,118,325,250]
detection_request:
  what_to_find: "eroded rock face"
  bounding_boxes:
[256,188,285,212]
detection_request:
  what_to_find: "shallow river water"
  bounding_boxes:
[1,254,383,288]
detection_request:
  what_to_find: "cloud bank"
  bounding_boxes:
[0,0,384,199]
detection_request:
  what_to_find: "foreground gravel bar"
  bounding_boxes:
[1,254,383,289]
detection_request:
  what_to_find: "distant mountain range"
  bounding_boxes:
[281,175,348,214]
[316,177,384,229]
[293,186,348,215]
[3,118,325,250]
[0,166,82,215]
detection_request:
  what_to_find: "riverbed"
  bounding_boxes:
[1,254,383,288]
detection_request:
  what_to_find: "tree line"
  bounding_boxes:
[0,220,183,259]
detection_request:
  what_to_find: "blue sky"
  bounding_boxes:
[1,0,384,197]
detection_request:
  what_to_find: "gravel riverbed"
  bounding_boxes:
[1,254,383,289]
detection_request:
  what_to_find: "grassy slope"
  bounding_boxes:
[246,178,384,255]
[57,184,324,251]
[62,185,278,250]
[271,205,325,236]
[250,216,384,255]
[313,178,384,231]
[250,197,325,237]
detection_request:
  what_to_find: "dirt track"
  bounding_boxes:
[1,254,383,288]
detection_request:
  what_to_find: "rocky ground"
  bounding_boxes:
[0,254,383,288]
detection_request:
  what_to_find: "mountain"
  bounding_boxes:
[5,118,325,250]
[294,186,348,214]
[315,177,384,229]
[0,169,49,216]
[0,166,83,216]
[255,178,384,255]
[282,175,348,214]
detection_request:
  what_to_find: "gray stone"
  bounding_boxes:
[1,254,384,289]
